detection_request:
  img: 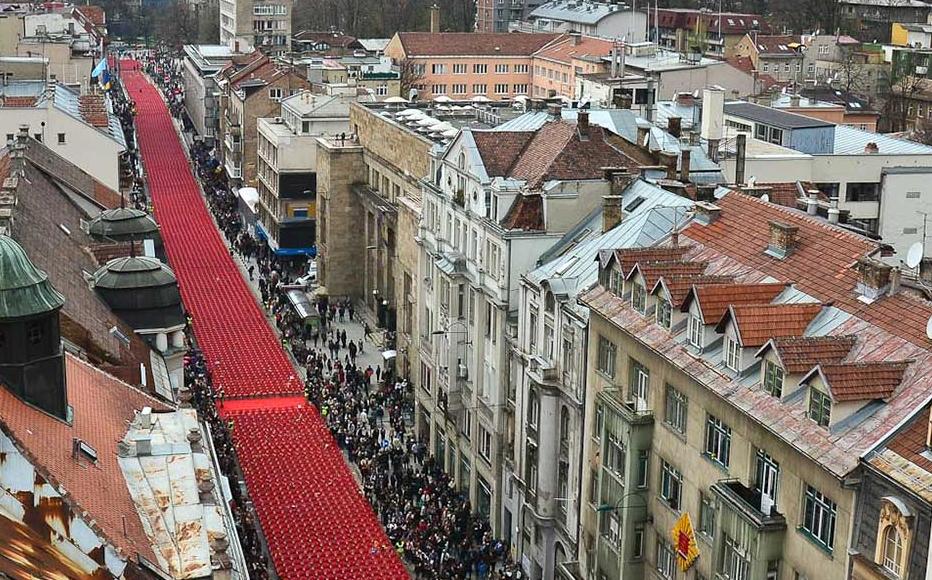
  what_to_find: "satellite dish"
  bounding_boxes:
[906,242,923,269]
[761,193,770,203]
[926,315,932,340]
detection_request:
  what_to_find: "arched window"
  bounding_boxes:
[458,152,466,170]
[882,526,904,577]
[545,291,556,313]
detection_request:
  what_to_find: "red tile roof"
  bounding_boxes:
[653,274,734,307]
[650,9,771,35]
[726,56,779,89]
[74,4,105,25]
[1,96,37,107]
[0,355,169,564]
[78,94,109,128]
[628,260,707,290]
[884,410,932,472]
[750,34,802,56]
[762,335,856,374]
[533,34,613,64]
[814,361,911,402]
[501,194,544,231]
[721,302,823,347]
[397,32,558,57]
[684,282,788,322]
[603,246,691,277]
[745,182,816,209]
[471,130,533,177]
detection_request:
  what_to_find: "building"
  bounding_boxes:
[293,30,363,55]
[891,21,932,48]
[0,82,126,191]
[577,191,932,580]
[512,0,647,42]
[476,0,544,33]
[509,181,692,580]
[731,34,805,84]
[255,89,372,255]
[216,53,309,185]
[851,403,932,580]
[304,54,401,98]
[384,32,558,101]
[218,0,290,54]
[0,9,25,55]
[802,35,889,100]
[840,0,932,43]
[181,44,235,147]
[531,33,612,99]
[769,92,880,132]
[648,8,770,59]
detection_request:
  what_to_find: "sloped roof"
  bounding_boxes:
[0,354,169,565]
[759,335,856,373]
[530,1,625,25]
[653,274,734,308]
[807,361,911,402]
[35,84,125,148]
[651,8,770,35]
[501,194,544,231]
[601,245,691,277]
[396,32,559,56]
[719,302,823,347]
[533,34,613,64]
[684,282,787,322]
[74,4,105,25]
[294,30,359,48]
[750,34,802,56]
[628,260,707,289]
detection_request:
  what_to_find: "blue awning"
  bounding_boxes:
[254,221,268,241]
[275,246,317,257]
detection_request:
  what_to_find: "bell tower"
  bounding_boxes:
[0,235,68,420]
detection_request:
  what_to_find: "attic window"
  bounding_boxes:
[73,438,98,463]
[808,388,831,427]
[763,360,784,397]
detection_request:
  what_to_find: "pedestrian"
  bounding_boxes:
[247,264,255,281]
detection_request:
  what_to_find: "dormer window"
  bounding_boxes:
[724,336,741,371]
[632,283,646,313]
[656,297,672,329]
[763,360,784,397]
[808,388,831,427]
[688,314,704,348]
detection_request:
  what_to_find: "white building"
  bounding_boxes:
[513,0,647,41]
[182,44,235,147]
[508,180,691,580]
[219,0,290,55]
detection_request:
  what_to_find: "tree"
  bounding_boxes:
[398,58,425,99]
[833,45,870,95]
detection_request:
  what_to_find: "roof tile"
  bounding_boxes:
[397,32,558,57]
[690,282,788,322]
[726,302,822,347]
[767,335,856,373]
[501,194,544,231]
[818,361,911,402]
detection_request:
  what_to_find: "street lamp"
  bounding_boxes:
[595,491,650,516]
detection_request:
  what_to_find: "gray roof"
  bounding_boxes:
[357,38,390,52]
[528,180,692,317]
[724,101,834,129]
[832,125,932,155]
[35,84,126,149]
[529,0,628,25]
[0,80,46,99]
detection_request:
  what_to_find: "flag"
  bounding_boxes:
[99,69,112,91]
[91,57,108,78]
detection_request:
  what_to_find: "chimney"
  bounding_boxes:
[679,148,691,182]
[547,101,563,116]
[604,167,634,196]
[828,197,840,224]
[864,141,879,154]
[734,133,747,185]
[602,195,624,232]
[659,151,678,180]
[636,123,650,148]
[667,116,682,138]
[578,110,589,137]
[806,191,819,215]
[570,31,582,45]
[693,201,721,225]
[856,256,893,302]
[766,220,799,259]
[430,4,440,33]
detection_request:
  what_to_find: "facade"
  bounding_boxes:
[219,0,290,54]
[731,34,804,84]
[182,44,235,147]
[769,93,880,132]
[892,21,932,49]
[802,35,889,100]
[476,0,544,33]
[648,8,770,60]
[531,33,612,99]
[15,39,94,89]
[514,0,646,41]
[577,191,932,580]
[384,32,558,101]
[304,54,401,98]
[839,0,932,43]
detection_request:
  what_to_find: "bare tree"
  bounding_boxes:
[881,74,925,133]
[398,58,425,99]
[832,45,870,95]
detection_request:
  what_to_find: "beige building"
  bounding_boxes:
[576,192,932,580]
[16,39,93,89]
[0,12,24,55]
[219,0,290,55]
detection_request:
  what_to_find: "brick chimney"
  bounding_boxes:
[864,142,879,154]
[659,151,678,180]
[679,149,691,182]
[602,195,623,232]
[766,220,799,259]
[693,201,721,225]
[855,256,892,302]
[603,167,634,196]
[667,116,682,138]
[578,110,590,138]
[430,4,440,33]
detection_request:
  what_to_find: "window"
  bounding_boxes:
[629,360,649,409]
[269,87,283,100]
[431,63,447,74]
[819,44,830,55]
[664,385,687,435]
[699,492,716,539]
[631,282,646,313]
[656,535,676,579]
[513,83,528,94]
[763,360,784,397]
[808,388,831,427]
[688,314,704,348]
[473,83,487,94]
[807,63,815,74]
[26,322,43,345]
[527,390,540,433]
[660,459,682,510]
[656,298,672,329]
[562,337,574,385]
[604,434,626,479]
[882,526,904,576]
[784,62,790,72]
[543,323,554,360]
[57,132,66,144]
[514,64,528,73]
[755,449,780,508]
[453,63,467,74]
[636,450,649,488]
[594,402,604,441]
[462,408,473,440]
[452,83,467,94]
[526,442,539,490]
[495,64,509,73]
[528,309,538,351]
[633,527,644,559]
[724,336,741,371]
[705,415,731,468]
[596,336,616,378]
[431,84,447,95]
[479,426,492,462]
[723,535,750,580]
[494,83,508,94]
[473,64,488,74]
[762,63,769,72]
[802,485,837,551]
[846,182,880,202]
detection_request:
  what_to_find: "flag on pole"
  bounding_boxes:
[91,57,108,78]
[100,68,112,91]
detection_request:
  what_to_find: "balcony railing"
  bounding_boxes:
[712,480,786,532]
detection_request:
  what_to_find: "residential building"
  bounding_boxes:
[769,93,880,132]
[0,82,126,191]
[578,191,932,580]
[509,181,692,580]
[416,111,641,548]
[255,89,372,255]
[293,30,363,55]
[802,35,889,100]
[15,37,95,89]
[182,43,236,147]
[512,0,647,42]
[216,53,309,185]
[891,21,932,48]
[476,0,544,33]
[840,0,932,43]
[304,54,401,98]
[851,403,932,580]
[218,0,290,55]
[384,32,558,100]
[531,33,612,99]
[731,34,804,84]
[0,10,25,55]
[0,56,48,82]
[648,8,770,59]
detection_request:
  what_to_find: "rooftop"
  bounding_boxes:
[364,101,531,146]
[724,100,834,129]
[395,31,559,57]
[749,34,803,56]
[650,8,770,35]
[867,407,932,503]
[529,0,635,25]
[534,34,615,64]
[832,124,932,155]
[34,83,126,149]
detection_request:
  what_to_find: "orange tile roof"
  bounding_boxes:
[816,361,911,402]
[604,246,691,277]
[722,302,823,347]
[763,335,856,374]
[78,94,109,128]
[653,274,734,307]
[74,4,105,25]
[533,34,613,65]
[1,96,37,108]
[501,194,543,231]
[0,355,169,564]
[884,410,932,472]
[628,260,707,290]
[751,34,802,55]
[685,282,788,322]
[397,32,558,57]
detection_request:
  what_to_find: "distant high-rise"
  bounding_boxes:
[219,0,291,55]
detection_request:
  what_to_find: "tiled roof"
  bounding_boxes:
[653,274,734,307]
[683,192,932,348]
[74,4,105,25]
[396,32,558,56]
[651,8,770,35]
[501,194,544,231]
[629,260,707,290]
[882,410,932,473]
[471,130,533,177]
[601,245,691,277]
[78,93,109,128]
[1,96,37,107]
[745,182,814,208]
[763,335,856,374]
[722,302,823,347]
[751,34,802,55]
[686,282,788,323]
[726,56,779,89]
[814,361,911,402]
[230,60,292,91]
[532,34,613,64]
[0,355,169,564]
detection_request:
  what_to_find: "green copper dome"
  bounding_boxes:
[0,235,65,319]
[87,207,159,241]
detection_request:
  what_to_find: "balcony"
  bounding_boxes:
[711,480,786,532]
[527,355,559,387]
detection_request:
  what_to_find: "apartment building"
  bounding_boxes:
[531,33,612,99]
[182,44,236,147]
[513,0,647,41]
[219,0,291,54]
[476,0,544,33]
[509,180,692,580]
[731,34,804,83]
[839,0,932,43]
[577,191,932,580]
[384,32,558,100]
[648,8,770,60]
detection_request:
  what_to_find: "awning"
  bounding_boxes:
[381,349,397,361]
[286,288,316,320]
[238,187,259,213]
[275,246,317,257]
[254,221,268,241]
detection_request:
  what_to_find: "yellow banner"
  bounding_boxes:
[671,512,700,572]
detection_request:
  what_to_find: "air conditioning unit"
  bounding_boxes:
[917,66,928,75]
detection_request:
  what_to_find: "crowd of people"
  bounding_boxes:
[143,47,525,579]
